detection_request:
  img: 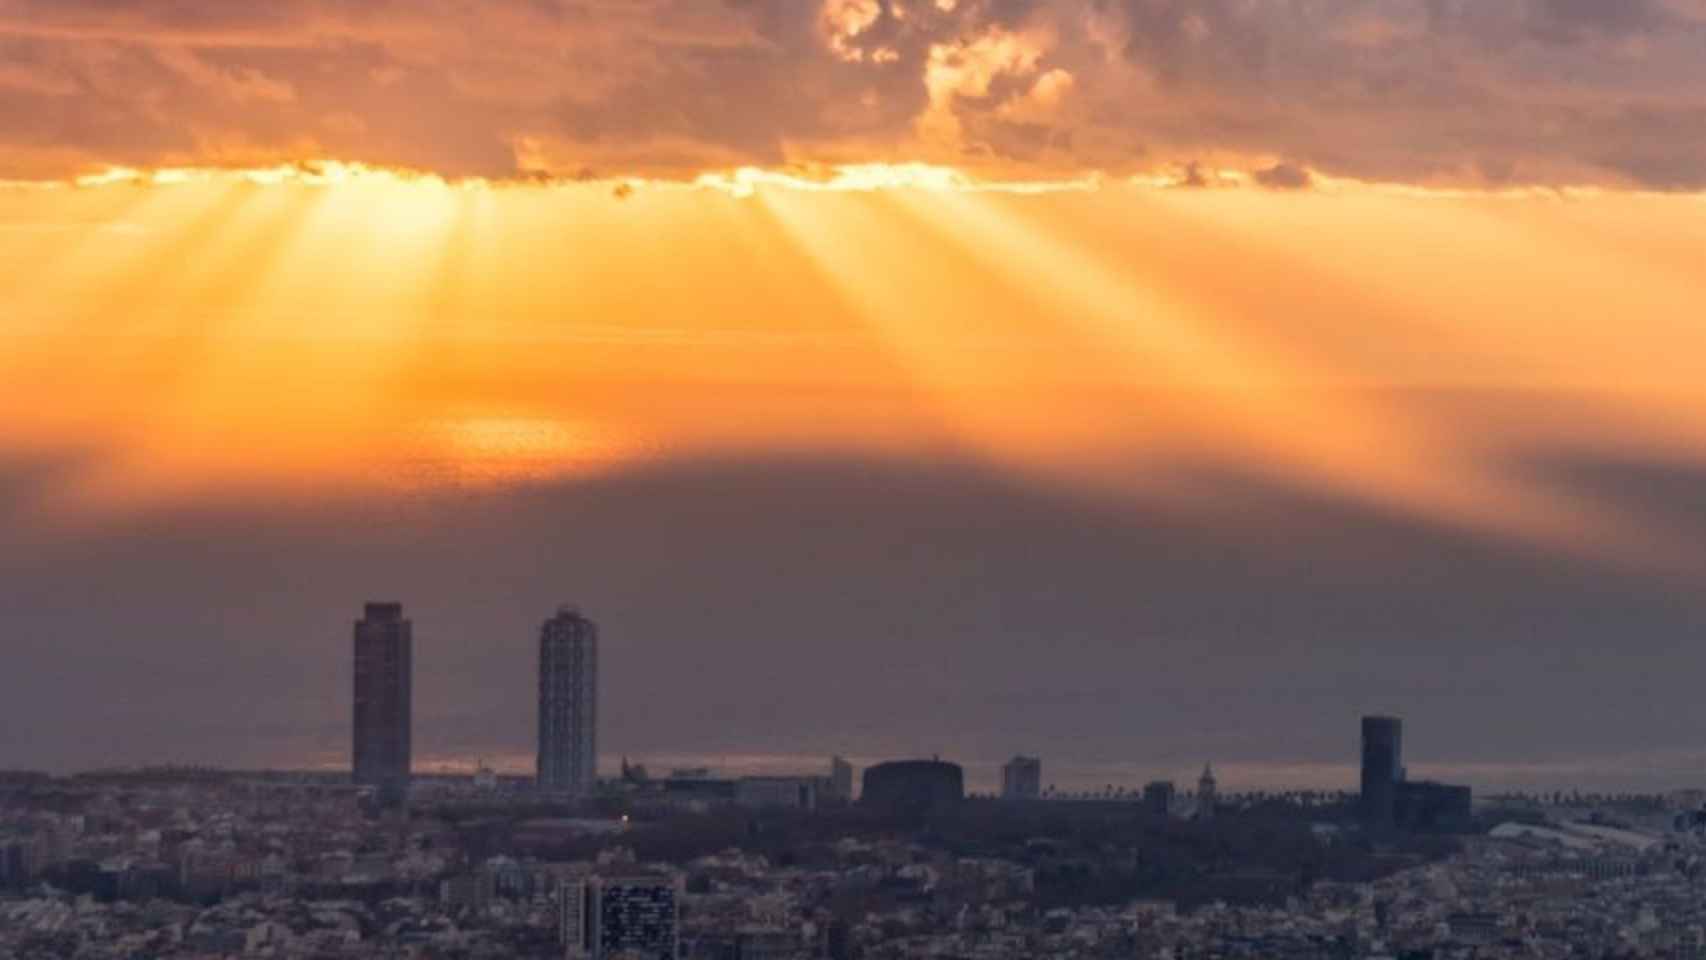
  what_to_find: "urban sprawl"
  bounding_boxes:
[5,603,1706,959]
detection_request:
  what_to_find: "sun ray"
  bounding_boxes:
[42,184,337,505]
[0,181,162,305]
[883,186,1702,576]
[4,170,1706,576]
[4,181,251,336]
[755,186,1145,468]
[1133,187,1706,462]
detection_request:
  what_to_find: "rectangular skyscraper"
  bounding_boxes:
[1143,780,1176,818]
[353,602,412,804]
[538,606,598,796]
[1001,755,1042,800]
[560,878,590,958]
[1361,715,1404,829]
[829,755,855,804]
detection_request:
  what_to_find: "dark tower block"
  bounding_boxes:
[539,606,599,796]
[1361,715,1403,830]
[353,602,413,806]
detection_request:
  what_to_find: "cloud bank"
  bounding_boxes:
[0,0,1703,186]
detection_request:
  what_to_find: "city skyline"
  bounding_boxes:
[11,573,1706,795]
[345,601,1452,799]
[0,593,1514,801]
[221,596,1703,800]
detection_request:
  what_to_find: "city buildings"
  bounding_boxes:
[1197,763,1217,821]
[563,875,683,959]
[1001,756,1042,800]
[4,767,1695,960]
[352,602,412,805]
[1360,715,1403,829]
[617,760,854,814]
[538,606,599,797]
[734,777,818,811]
[1360,715,1473,832]
[1396,780,1474,830]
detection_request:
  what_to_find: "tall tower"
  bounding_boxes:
[1197,763,1217,820]
[539,606,599,796]
[1143,781,1176,818]
[829,756,855,804]
[1001,756,1042,800]
[1361,715,1404,829]
[353,602,412,804]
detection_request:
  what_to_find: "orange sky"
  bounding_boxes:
[3,169,1706,582]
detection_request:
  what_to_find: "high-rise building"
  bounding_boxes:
[1001,755,1042,800]
[562,875,682,959]
[1361,715,1404,829]
[560,877,589,958]
[538,606,598,796]
[1197,763,1217,821]
[353,602,412,805]
[828,755,855,804]
[1143,780,1176,818]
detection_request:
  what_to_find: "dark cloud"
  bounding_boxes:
[1118,0,1271,89]
[1253,161,1311,189]
[1530,0,1670,41]
[0,0,1702,186]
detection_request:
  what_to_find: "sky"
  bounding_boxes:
[4,0,1706,792]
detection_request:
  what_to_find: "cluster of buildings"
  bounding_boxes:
[360,602,1443,834]
[5,766,1706,959]
[0,600,1575,960]
[349,601,1222,824]
[606,758,855,814]
[0,775,689,958]
[1359,716,1473,833]
[1148,812,1706,960]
